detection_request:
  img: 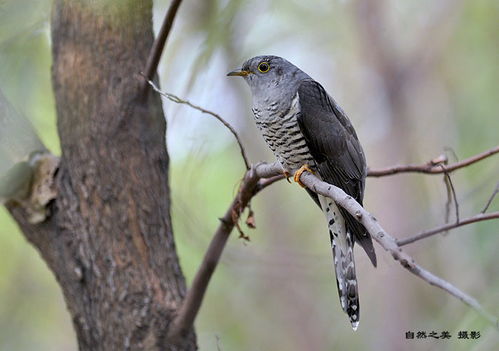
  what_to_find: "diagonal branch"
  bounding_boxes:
[146,78,250,169]
[139,94,498,335]
[397,211,499,247]
[482,182,499,214]
[167,162,279,340]
[168,162,499,340]
[299,170,499,329]
[141,0,183,93]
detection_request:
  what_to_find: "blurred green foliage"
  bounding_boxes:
[1,0,498,350]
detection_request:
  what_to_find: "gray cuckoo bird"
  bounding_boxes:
[228,55,376,329]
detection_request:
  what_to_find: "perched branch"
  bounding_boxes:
[298,170,499,329]
[147,92,499,333]
[169,161,499,339]
[146,78,250,170]
[367,145,499,176]
[397,211,499,247]
[141,0,183,93]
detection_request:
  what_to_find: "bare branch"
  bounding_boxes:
[169,161,499,339]
[441,166,460,223]
[146,79,250,170]
[398,212,499,247]
[443,173,453,224]
[141,0,183,93]
[168,162,280,340]
[151,88,498,337]
[482,183,499,214]
[367,146,499,177]
[298,170,499,329]
[255,174,286,192]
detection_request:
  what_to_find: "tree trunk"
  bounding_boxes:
[9,1,197,349]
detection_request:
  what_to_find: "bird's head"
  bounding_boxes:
[227,55,309,98]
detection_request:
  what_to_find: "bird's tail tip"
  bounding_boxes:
[351,320,359,331]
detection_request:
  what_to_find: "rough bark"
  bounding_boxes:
[9,1,196,350]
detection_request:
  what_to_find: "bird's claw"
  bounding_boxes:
[283,170,292,183]
[293,164,315,188]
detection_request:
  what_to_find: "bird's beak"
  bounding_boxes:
[227,69,250,77]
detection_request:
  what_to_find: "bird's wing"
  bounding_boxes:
[297,79,376,267]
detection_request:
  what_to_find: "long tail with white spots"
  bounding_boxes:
[318,194,360,330]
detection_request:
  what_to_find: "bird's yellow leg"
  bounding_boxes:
[283,170,292,183]
[293,164,315,188]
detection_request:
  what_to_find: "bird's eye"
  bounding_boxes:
[257,62,270,73]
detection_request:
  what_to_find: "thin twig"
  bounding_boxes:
[215,335,223,351]
[146,79,250,170]
[255,174,286,192]
[441,165,460,224]
[444,173,458,223]
[481,183,499,214]
[367,145,499,177]
[141,0,183,93]
[397,211,499,246]
[444,146,459,163]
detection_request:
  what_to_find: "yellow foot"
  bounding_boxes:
[293,164,315,188]
[283,170,292,183]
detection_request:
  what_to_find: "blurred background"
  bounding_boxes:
[0,0,498,350]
